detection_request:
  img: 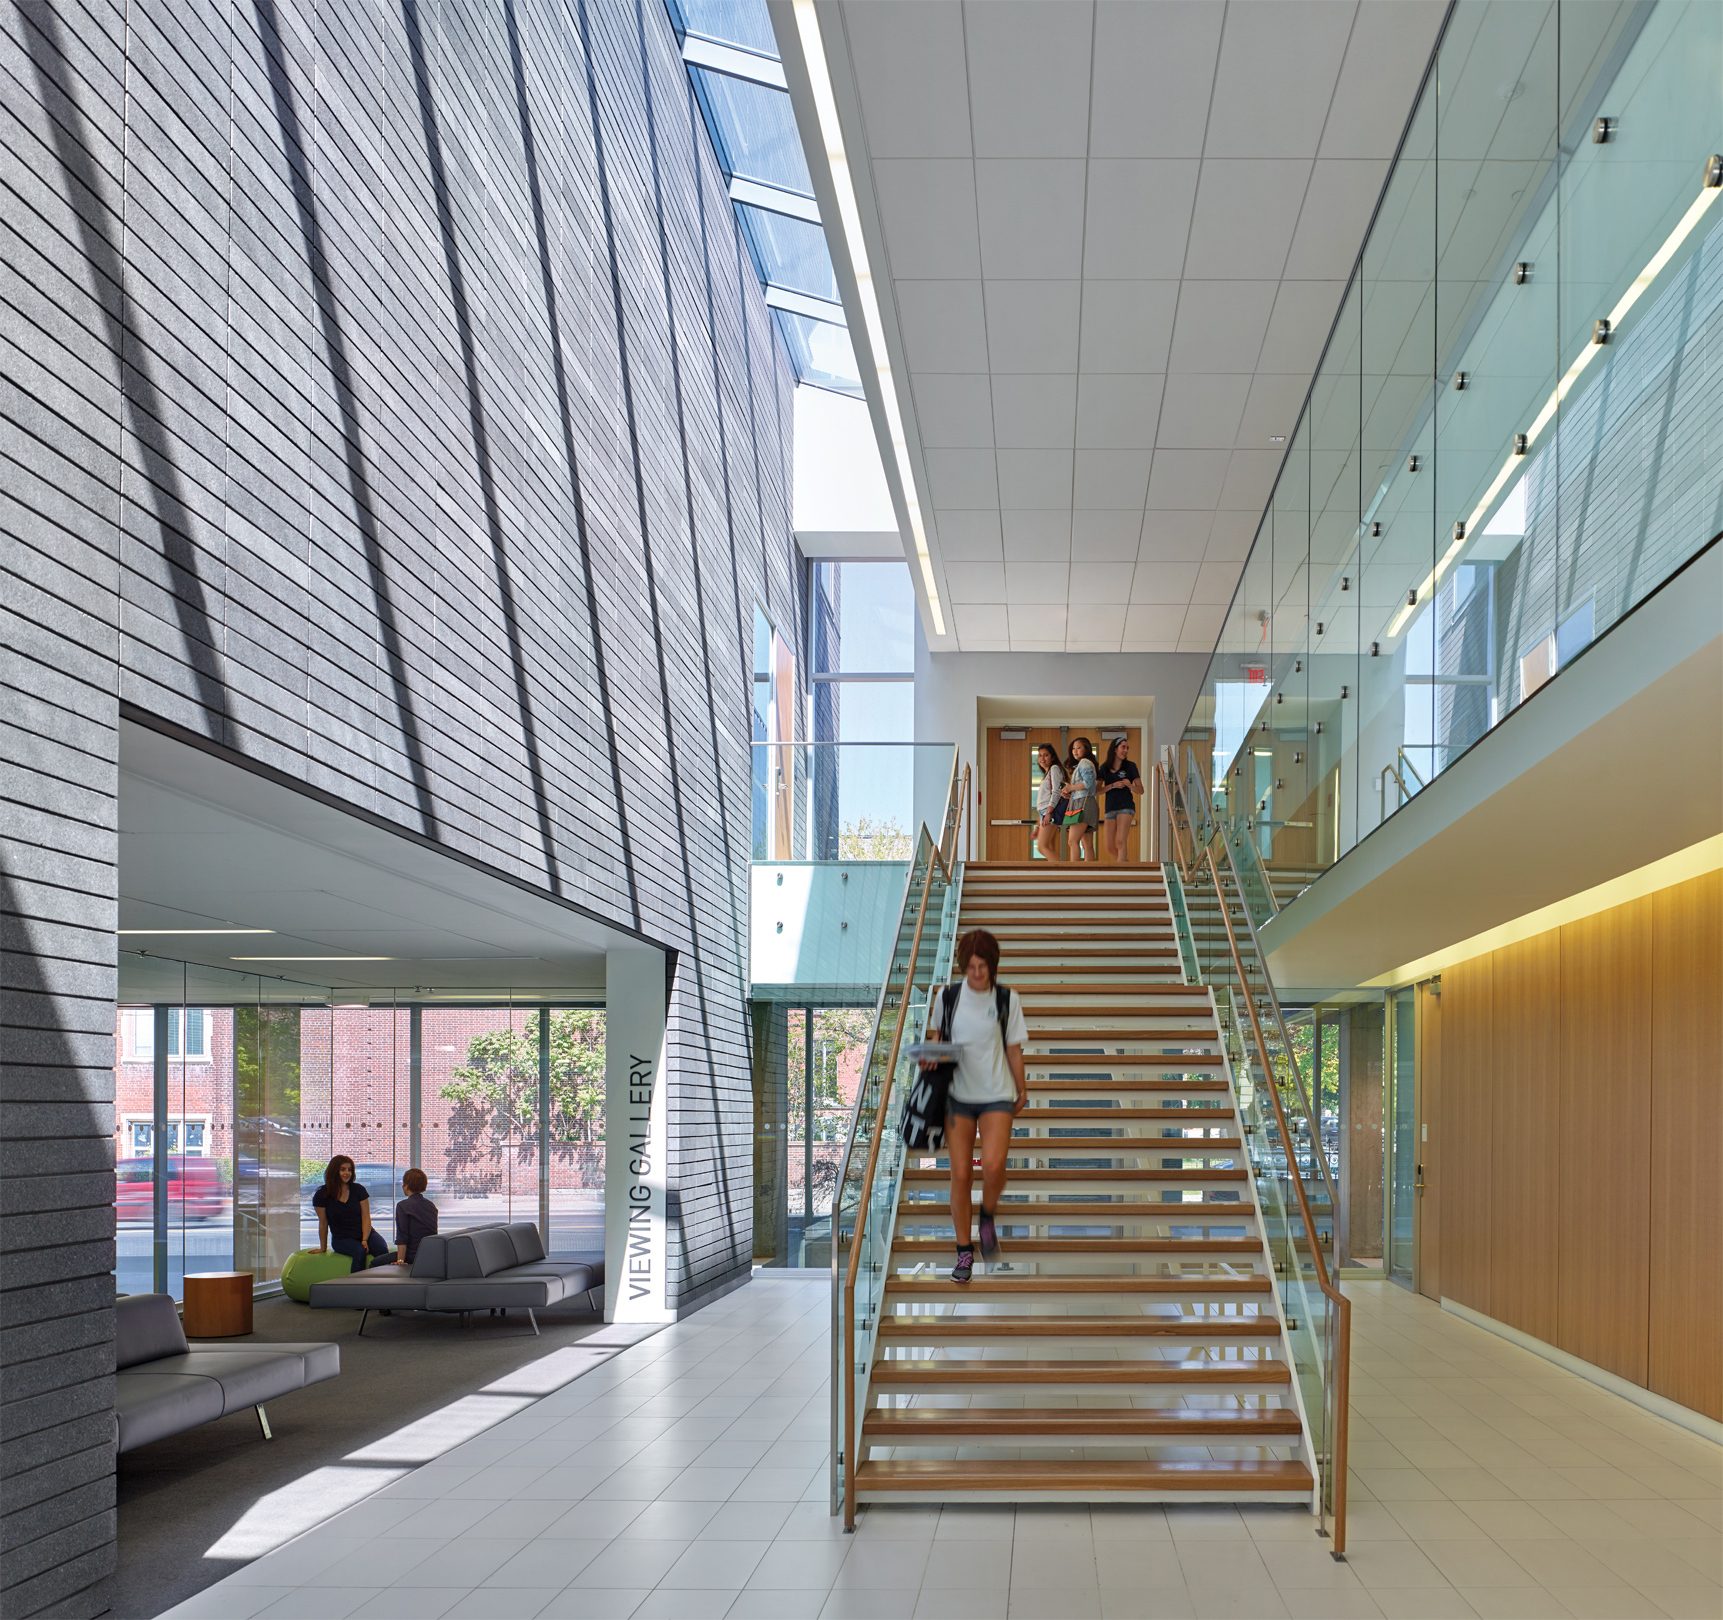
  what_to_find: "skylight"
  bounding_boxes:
[669,0,859,395]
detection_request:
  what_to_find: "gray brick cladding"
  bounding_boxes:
[1,0,798,1610]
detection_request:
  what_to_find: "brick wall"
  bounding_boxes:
[1,0,799,1608]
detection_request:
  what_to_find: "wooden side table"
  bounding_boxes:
[183,1271,254,1338]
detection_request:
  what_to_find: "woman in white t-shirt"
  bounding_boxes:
[1033,744,1066,863]
[926,928,1029,1283]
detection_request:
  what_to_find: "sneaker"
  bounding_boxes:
[978,1208,999,1258]
[951,1248,974,1284]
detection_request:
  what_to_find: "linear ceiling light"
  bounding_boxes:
[230,956,395,962]
[119,929,275,935]
[792,0,946,637]
[1387,163,1722,638]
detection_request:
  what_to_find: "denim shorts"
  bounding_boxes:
[948,1098,1015,1120]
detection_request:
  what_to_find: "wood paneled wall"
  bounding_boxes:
[1436,870,1722,1421]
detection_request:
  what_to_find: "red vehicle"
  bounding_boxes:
[115,1157,227,1224]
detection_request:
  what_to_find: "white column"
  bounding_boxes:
[603,944,674,1323]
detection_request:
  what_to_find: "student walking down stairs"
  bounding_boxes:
[858,860,1315,1510]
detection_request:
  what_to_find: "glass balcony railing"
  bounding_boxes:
[751,741,959,864]
[1183,0,1723,905]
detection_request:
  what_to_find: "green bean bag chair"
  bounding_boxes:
[280,1247,360,1302]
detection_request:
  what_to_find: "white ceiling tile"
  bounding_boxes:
[1204,1,1357,159]
[1167,280,1277,372]
[944,561,1007,602]
[872,160,982,278]
[913,373,995,448]
[1131,562,1199,603]
[1082,160,1200,279]
[1155,374,1252,449]
[1193,560,1244,604]
[1183,159,1312,281]
[934,508,1004,559]
[1124,603,1188,643]
[1072,510,1143,561]
[1144,447,1231,509]
[977,161,1088,278]
[1074,449,1151,509]
[997,449,1075,509]
[1013,637,1069,652]
[984,281,1081,372]
[1320,0,1447,160]
[1001,509,1072,558]
[1180,602,1228,643]
[1068,562,1137,603]
[925,446,999,508]
[1204,509,1263,562]
[1139,510,1212,561]
[965,0,1094,157]
[954,602,1011,642]
[1235,373,1310,447]
[1090,2,1225,158]
[1256,280,1347,374]
[895,281,991,371]
[1074,603,1128,649]
[1078,281,1181,374]
[1220,448,1283,511]
[1284,161,1385,280]
[992,375,1078,450]
[1007,562,1070,604]
[844,0,973,159]
[1075,374,1165,450]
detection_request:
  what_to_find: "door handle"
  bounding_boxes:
[1414,1161,1426,1193]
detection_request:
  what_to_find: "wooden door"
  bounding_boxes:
[1415,979,1442,1301]
[984,728,1032,861]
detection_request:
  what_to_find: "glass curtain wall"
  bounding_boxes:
[115,955,603,1299]
[1185,0,1723,902]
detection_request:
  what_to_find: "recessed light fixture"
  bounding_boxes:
[230,956,395,963]
[1388,158,1723,639]
[1269,435,1286,444]
[119,929,275,936]
[792,0,946,638]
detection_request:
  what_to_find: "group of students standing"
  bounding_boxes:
[1032,734,1144,862]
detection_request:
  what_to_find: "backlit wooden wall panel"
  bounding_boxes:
[1434,871,1719,1421]
[1440,951,1494,1314]
[1649,871,1722,1420]
[1490,931,1561,1342]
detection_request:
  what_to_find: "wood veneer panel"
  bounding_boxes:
[1417,981,1442,1302]
[1490,931,1561,1340]
[1649,872,1723,1420]
[1557,898,1652,1386]
[1440,952,1494,1313]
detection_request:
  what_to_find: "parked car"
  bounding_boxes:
[115,1157,227,1224]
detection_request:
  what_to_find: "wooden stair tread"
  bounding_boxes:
[1029,1029,1214,1041]
[854,1459,1313,1492]
[943,1135,1244,1152]
[1024,1056,1223,1069]
[898,1200,1254,1218]
[903,1167,1247,1184]
[1014,985,1211,996]
[891,1237,1262,1255]
[1030,1077,1230,1091]
[863,1409,1300,1438]
[1017,1108,1236,1120]
[878,1316,1276,1338]
[885,1276,1269,1296]
[872,1359,1290,1387]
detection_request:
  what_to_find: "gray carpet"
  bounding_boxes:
[101,1292,645,1620]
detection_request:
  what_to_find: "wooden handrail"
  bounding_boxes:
[1156,761,1351,1555]
[839,764,968,1529]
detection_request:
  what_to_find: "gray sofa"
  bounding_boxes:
[116,1293,340,1452]
[307,1221,603,1335]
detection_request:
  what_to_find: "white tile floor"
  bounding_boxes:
[159,1279,1722,1620]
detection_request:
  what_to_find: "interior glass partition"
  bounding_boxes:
[1184,0,1723,900]
[115,958,604,1299]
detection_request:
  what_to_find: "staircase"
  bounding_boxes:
[852,860,1316,1508]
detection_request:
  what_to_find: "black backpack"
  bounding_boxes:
[898,981,1013,1152]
